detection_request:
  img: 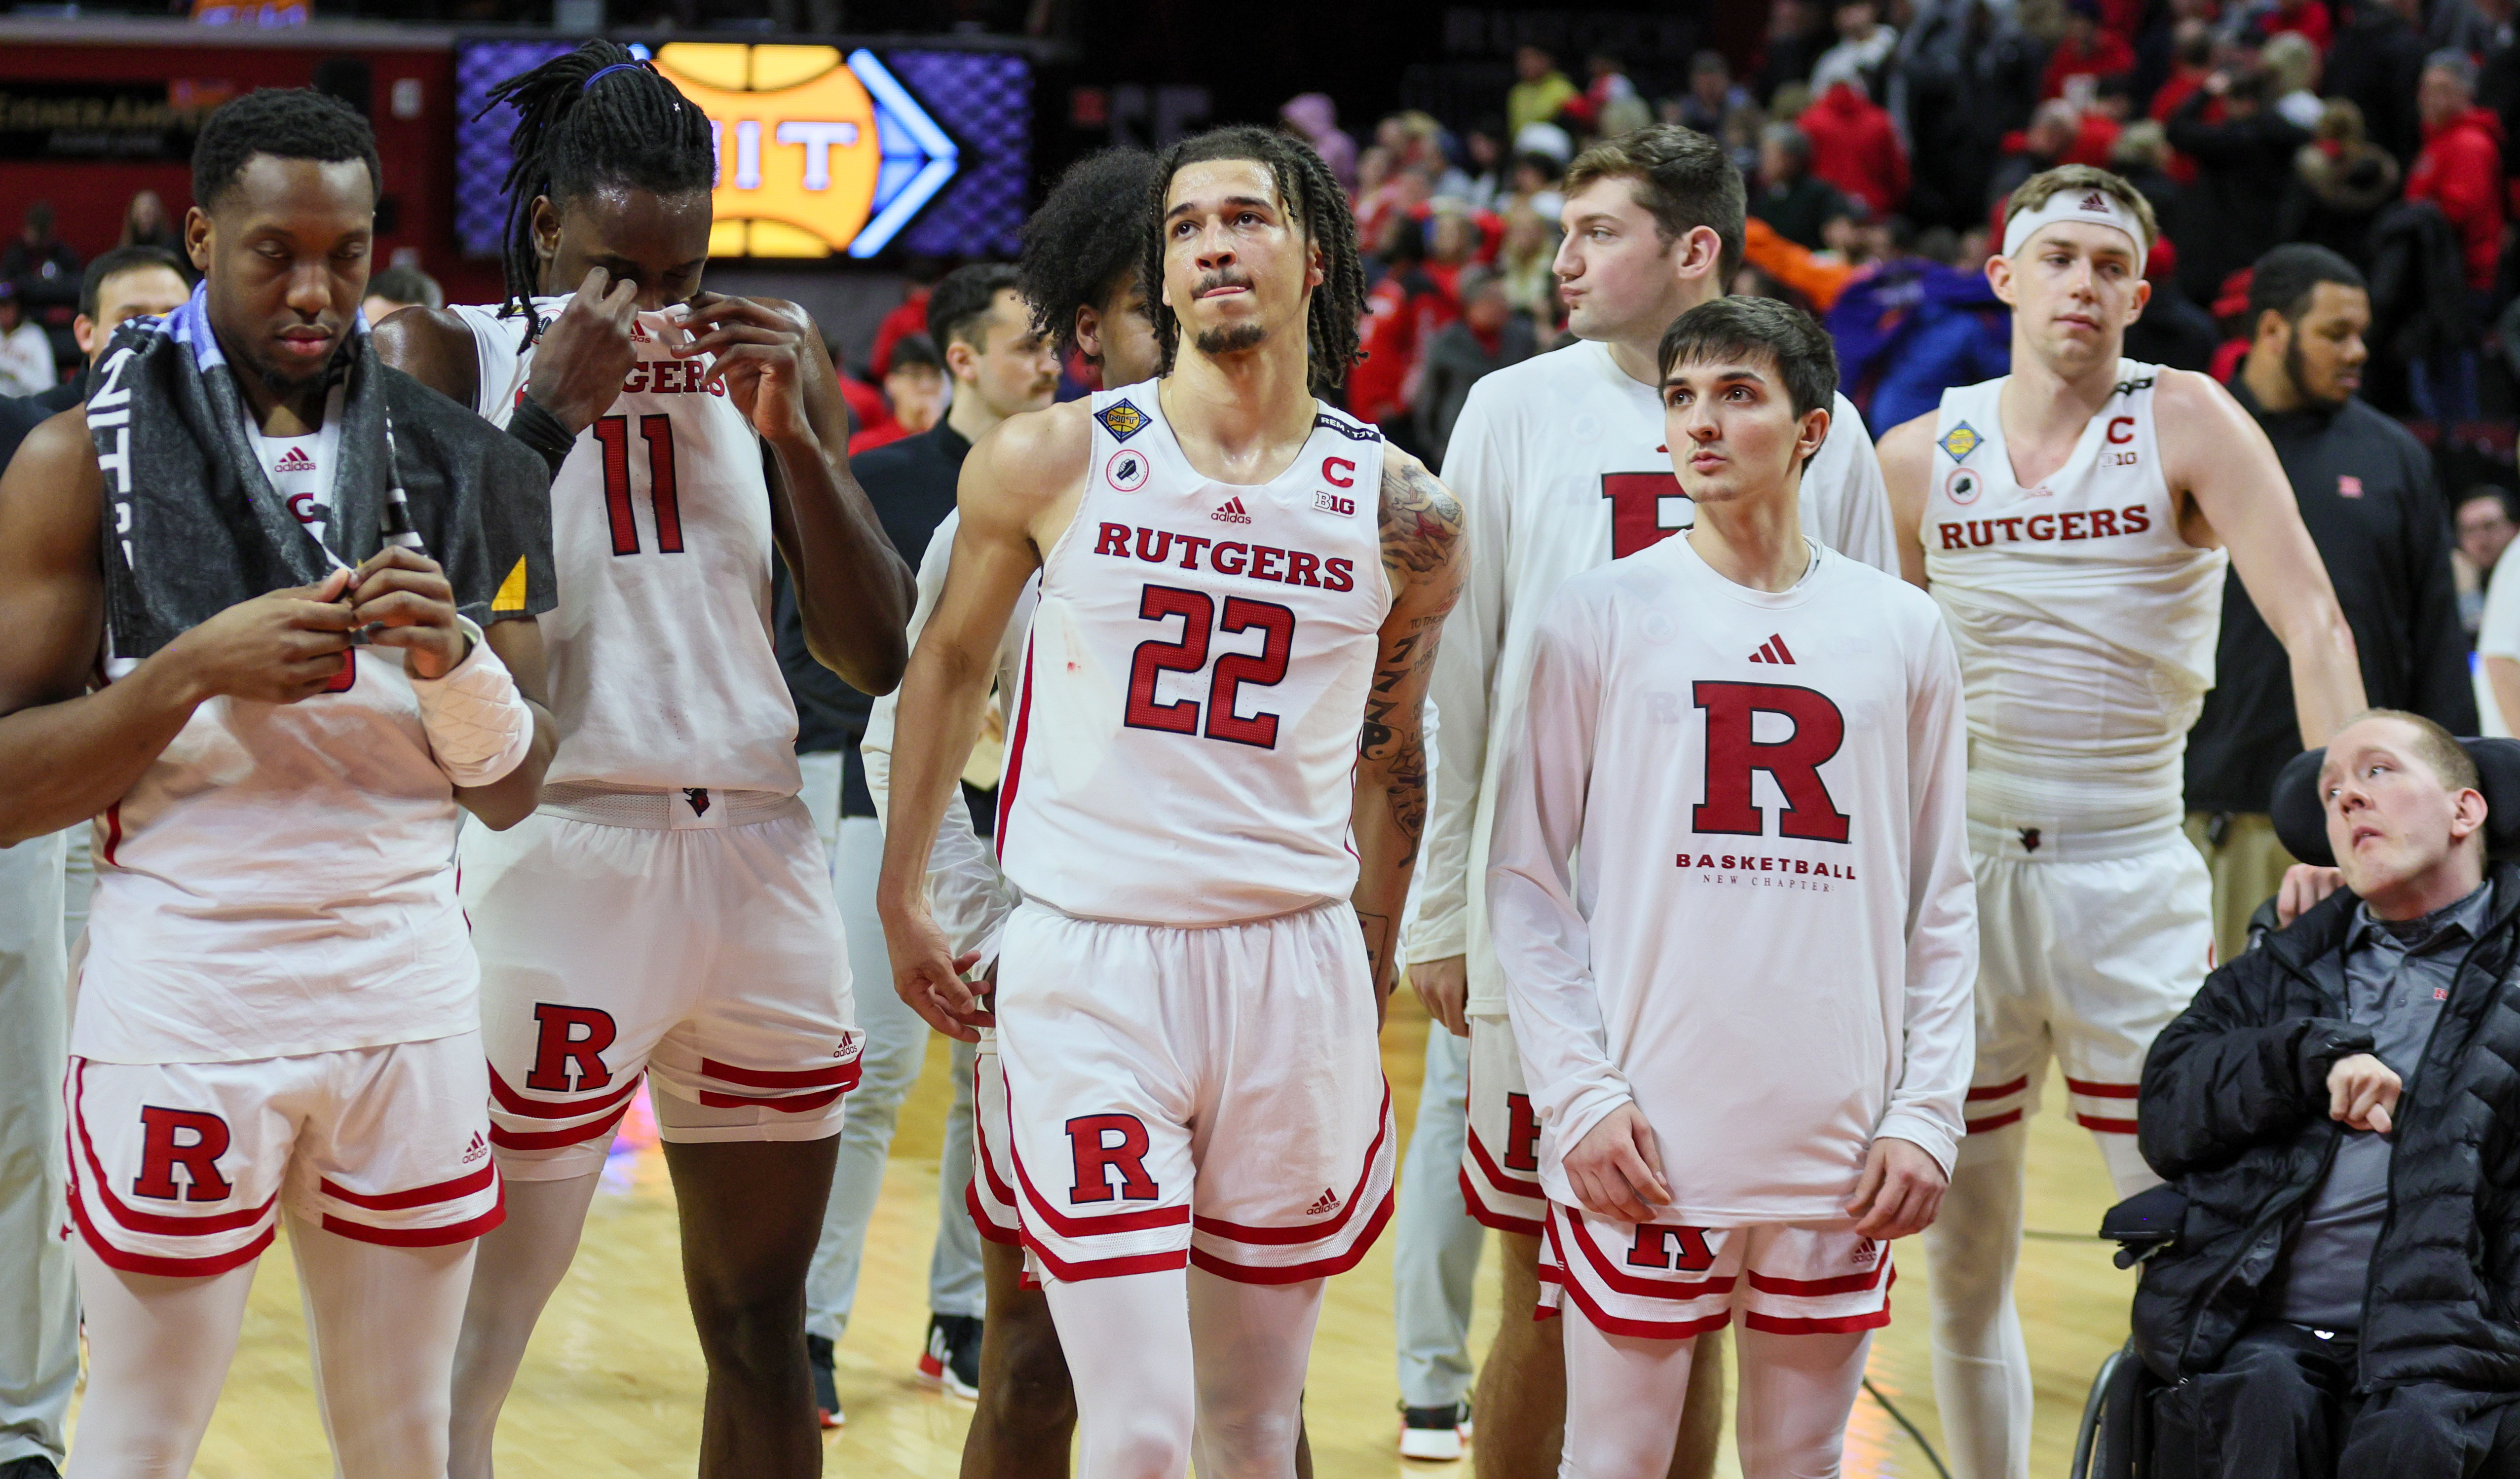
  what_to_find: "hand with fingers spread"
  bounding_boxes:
[884,899,991,1043]
[675,291,819,447]
[1845,1136,1948,1240]
[1565,1103,1673,1222]
[349,546,468,679]
[523,266,639,434]
[2327,1052,2402,1134]
[166,567,359,704]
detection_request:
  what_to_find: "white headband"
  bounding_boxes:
[2001,186,2147,275]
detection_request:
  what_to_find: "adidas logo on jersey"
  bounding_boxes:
[462,1132,489,1165]
[1306,1187,1340,1217]
[1746,634,1797,665]
[1210,496,1253,524]
[273,446,314,471]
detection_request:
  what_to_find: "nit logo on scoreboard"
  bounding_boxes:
[649,42,959,259]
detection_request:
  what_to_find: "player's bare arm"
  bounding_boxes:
[1352,447,1466,1005]
[876,400,1091,1041]
[0,410,356,845]
[2154,368,2366,745]
[680,291,914,694]
[1876,413,1938,590]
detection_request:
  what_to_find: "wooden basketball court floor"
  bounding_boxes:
[112,991,2133,1478]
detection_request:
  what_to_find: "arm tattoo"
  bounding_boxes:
[1379,453,1465,583]
[1359,453,1462,866]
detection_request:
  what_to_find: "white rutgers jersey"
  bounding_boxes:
[1923,363,2227,835]
[1486,534,1976,1222]
[451,296,801,795]
[78,651,478,1066]
[997,381,1393,926]
[1415,337,1899,1013]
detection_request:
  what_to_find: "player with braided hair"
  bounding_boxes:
[879,124,1463,1479]
[376,38,914,1479]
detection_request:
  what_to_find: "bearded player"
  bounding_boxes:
[856,147,1166,1475]
[1410,123,1898,1479]
[879,124,1463,1479]
[1876,165,2367,1479]
[375,42,913,1479]
[1492,294,1973,1479]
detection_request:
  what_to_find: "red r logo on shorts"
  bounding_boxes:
[1065,1113,1159,1204]
[526,1004,619,1093]
[1625,1224,1717,1271]
[1504,1092,1543,1174]
[133,1106,233,1203]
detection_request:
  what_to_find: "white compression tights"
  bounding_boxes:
[1556,1306,1870,1479]
[70,1211,475,1479]
[1922,1119,2159,1479]
[447,1170,603,1479]
[1041,1266,1325,1479]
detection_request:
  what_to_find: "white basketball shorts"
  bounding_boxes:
[1461,1012,1546,1237]
[968,1023,1021,1248]
[1961,831,2212,1143]
[1539,1202,1894,1340]
[66,1032,502,1277]
[993,898,1395,1285]
[462,793,863,1181]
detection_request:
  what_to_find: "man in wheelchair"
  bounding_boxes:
[2129,709,2520,1479]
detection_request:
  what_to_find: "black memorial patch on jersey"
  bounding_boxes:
[1311,413,1382,443]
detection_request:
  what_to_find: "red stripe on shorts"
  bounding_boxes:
[2064,1077,2140,1099]
[322,1185,505,1248]
[994,634,1036,858]
[319,1161,496,1212]
[1194,1079,1391,1245]
[1009,1130,1190,1237]
[1556,1206,1738,1301]
[1019,1229,1188,1282]
[1966,1075,2031,1101]
[695,1085,846,1112]
[699,1057,862,1091]
[1189,1185,1394,1285]
[1550,1266,1735,1341]
[1745,1258,1890,1297]
[67,1186,273,1278]
[1459,1163,1545,1237]
[1741,1305,1893,1335]
[489,1098,634,1150]
[488,1064,643,1122]
[1964,1108,2025,1134]
[966,1179,1020,1245]
[2075,1112,2141,1135]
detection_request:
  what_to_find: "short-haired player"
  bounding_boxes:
[1412,123,1900,1479]
[1876,165,2368,1479]
[878,125,1464,1479]
[0,88,555,1475]
[1490,294,1975,1479]
[376,41,915,1479]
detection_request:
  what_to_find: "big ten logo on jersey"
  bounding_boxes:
[1681,680,1856,889]
[1314,453,1358,516]
[132,1106,233,1203]
[1601,468,1690,558]
[1626,1223,1717,1272]
[525,1004,619,1093]
[1066,1113,1160,1204]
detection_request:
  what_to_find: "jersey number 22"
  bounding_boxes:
[1125,584,1294,749]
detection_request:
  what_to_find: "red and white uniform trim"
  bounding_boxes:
[65,1035,504,1276]
[1538,1203,1896,1340]
[1458,1018,1545,1236]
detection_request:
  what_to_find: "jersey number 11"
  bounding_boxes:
[593,413,683,556]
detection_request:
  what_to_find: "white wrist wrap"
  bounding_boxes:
[412,618,534,788]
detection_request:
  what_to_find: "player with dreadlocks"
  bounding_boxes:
[878,124,1463,1479]
[375,39,913,1479]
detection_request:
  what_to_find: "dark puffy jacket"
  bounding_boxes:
[2132,864,2520,1392]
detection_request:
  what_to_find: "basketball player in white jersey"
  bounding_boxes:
[1875,165,2368,1479]
[879,124,1464,1479]
[1411,124,1899,1479]
[0,90,554,1477]
[1492,295,1974,1479]
[374,43,913,1479]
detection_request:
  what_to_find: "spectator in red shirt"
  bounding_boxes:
[848,334,946,455]
[2249,0,2333,52]
[867,259,943,379]
[1799,76,1910,217]
[2407,50,2506,294]
[2043,0,2139,99]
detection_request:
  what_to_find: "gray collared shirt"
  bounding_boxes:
[2274,880,2490,1331]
